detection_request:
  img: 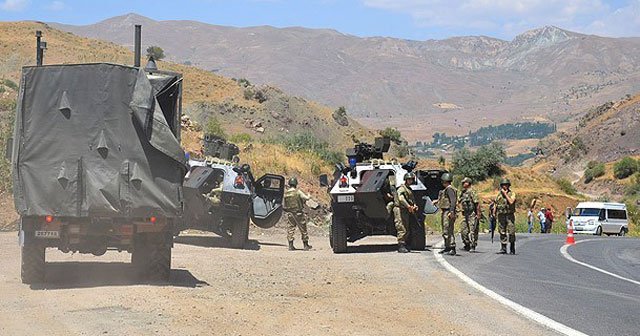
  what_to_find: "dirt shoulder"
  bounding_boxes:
[0,229,557,336]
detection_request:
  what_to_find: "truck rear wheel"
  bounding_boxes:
[228,217,250,249]
[21,240,45,284]
[408,217,426,251]
[331,217,348,254]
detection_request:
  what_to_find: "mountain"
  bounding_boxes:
[51,14,640,140]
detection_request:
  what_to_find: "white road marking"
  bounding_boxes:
[432,243,588,336]
[560,239,640,286]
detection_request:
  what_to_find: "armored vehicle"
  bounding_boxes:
[180,135,285,248]
[11,27,184,283]
[322,137,443,253]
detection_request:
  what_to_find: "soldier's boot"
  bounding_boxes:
[497,244,507,254]
[509,242,516,255]
[447,247,457,256]
[438,247,451,254]
[463,244,471,251]
[303,241,312,251]
[470,245,476,253]
[398,243,409,253]
[288,241,296,251]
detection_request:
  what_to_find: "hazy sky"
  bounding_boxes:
[1,0,639,40]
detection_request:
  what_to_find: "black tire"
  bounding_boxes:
[228,217,250,249]
[619,228,627,237]
[408,217,426,251]
[21,240,45,284]
[331,216,348,254]
[595,226,602,236]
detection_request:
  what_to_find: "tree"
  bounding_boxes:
[146,46,165,60]
[205,117,227,139]
[452,143,505,182]
[584,161,605,183]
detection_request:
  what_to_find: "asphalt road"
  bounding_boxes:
[442,234,640,336]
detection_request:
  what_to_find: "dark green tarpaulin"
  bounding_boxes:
[12,63,185,218]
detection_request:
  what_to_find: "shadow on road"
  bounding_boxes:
[174,235,264,250]
[29,262,209,290]
[346,243,401,254]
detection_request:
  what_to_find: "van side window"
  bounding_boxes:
[607,209,627,220]
[599,209,606,221]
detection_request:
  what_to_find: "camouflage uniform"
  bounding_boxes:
[437,185,458,250]
[459,187,480,249]
[384,176,403,241]
[396,183,416,244]
[283,187,310,244]
[495,190,517,246]
[206,186,223,207]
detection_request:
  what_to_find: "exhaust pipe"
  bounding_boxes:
[134,25,141,67]
[35,30,45,66]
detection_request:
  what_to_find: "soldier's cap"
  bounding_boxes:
[462,177,472,184]
[499,178,511,185]
[404,172,416,181]
[441,173,453,182]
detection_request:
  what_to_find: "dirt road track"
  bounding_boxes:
[0,230,556,336]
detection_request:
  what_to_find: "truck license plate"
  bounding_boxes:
[337,195,354,203]
[35,231,60,239]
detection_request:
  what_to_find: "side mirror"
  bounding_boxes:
[319,174,329,187]
[5,137,12,161]
[422,196,438,215]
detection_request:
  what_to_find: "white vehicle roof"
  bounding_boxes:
[576,202,627,210]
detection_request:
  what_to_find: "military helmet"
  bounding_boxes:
[500,178,511,186]
[288,177,298,187]
[441,173,453,182]
[462,177,472,185]
[404,172,416,181]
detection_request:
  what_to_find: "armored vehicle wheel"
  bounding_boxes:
[228,217,250,249]
[331,217,348,254]
[408,218,426,251]
[21,240,45,284]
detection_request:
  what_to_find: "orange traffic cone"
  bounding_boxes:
[565,219,576,245]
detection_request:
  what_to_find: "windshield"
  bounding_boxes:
[573,208,600,216]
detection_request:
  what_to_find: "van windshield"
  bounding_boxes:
[574,208,600,216]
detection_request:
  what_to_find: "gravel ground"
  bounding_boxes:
[0,228,558,336]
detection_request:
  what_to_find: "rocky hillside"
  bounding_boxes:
[52,14,640,140]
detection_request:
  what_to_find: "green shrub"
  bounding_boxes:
[145,46,165,60]
[229,133,253,143]
[2,79,18,91]
[626,173,640,196]
[310,162,321,175]
[555,178,578,196]
[205,117,227,139]
[452,143,506,182]
[268,133,342,164]
[613,157,638,179]
[379,127,402,145]
[584,161,605,183]
[0,98,16,112]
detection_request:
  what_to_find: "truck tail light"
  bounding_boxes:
[150,216,157,224]
[45,215,54,223]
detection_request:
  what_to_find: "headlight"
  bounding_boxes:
[588,219,595,225]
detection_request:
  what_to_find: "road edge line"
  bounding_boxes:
[560,240,640,286]
[432,244,588,336]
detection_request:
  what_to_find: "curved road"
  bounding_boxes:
[440,234,640,336]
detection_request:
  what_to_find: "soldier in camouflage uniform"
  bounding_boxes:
[434,173,458,256]
[283,177,312,251]
[459,177,481,252]
[383,175,402,244]
[396,172,419,253]
[493,178,517,254]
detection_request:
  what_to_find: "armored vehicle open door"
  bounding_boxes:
[251,174,285,229]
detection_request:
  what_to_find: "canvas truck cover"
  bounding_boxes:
[12,63,186,218]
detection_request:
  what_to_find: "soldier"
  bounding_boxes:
[383,175,402,246]
[206,176,224,211]
[433,173,458,256]
[396,172,419,253]
[283,177,312,251]
[493,178,517,254]
[459,177,481,252]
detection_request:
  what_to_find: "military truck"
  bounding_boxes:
[11,27,184,283]
[321,137,443,253]
[180,135,285,248]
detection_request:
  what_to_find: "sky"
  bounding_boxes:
[0,0,639,40]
